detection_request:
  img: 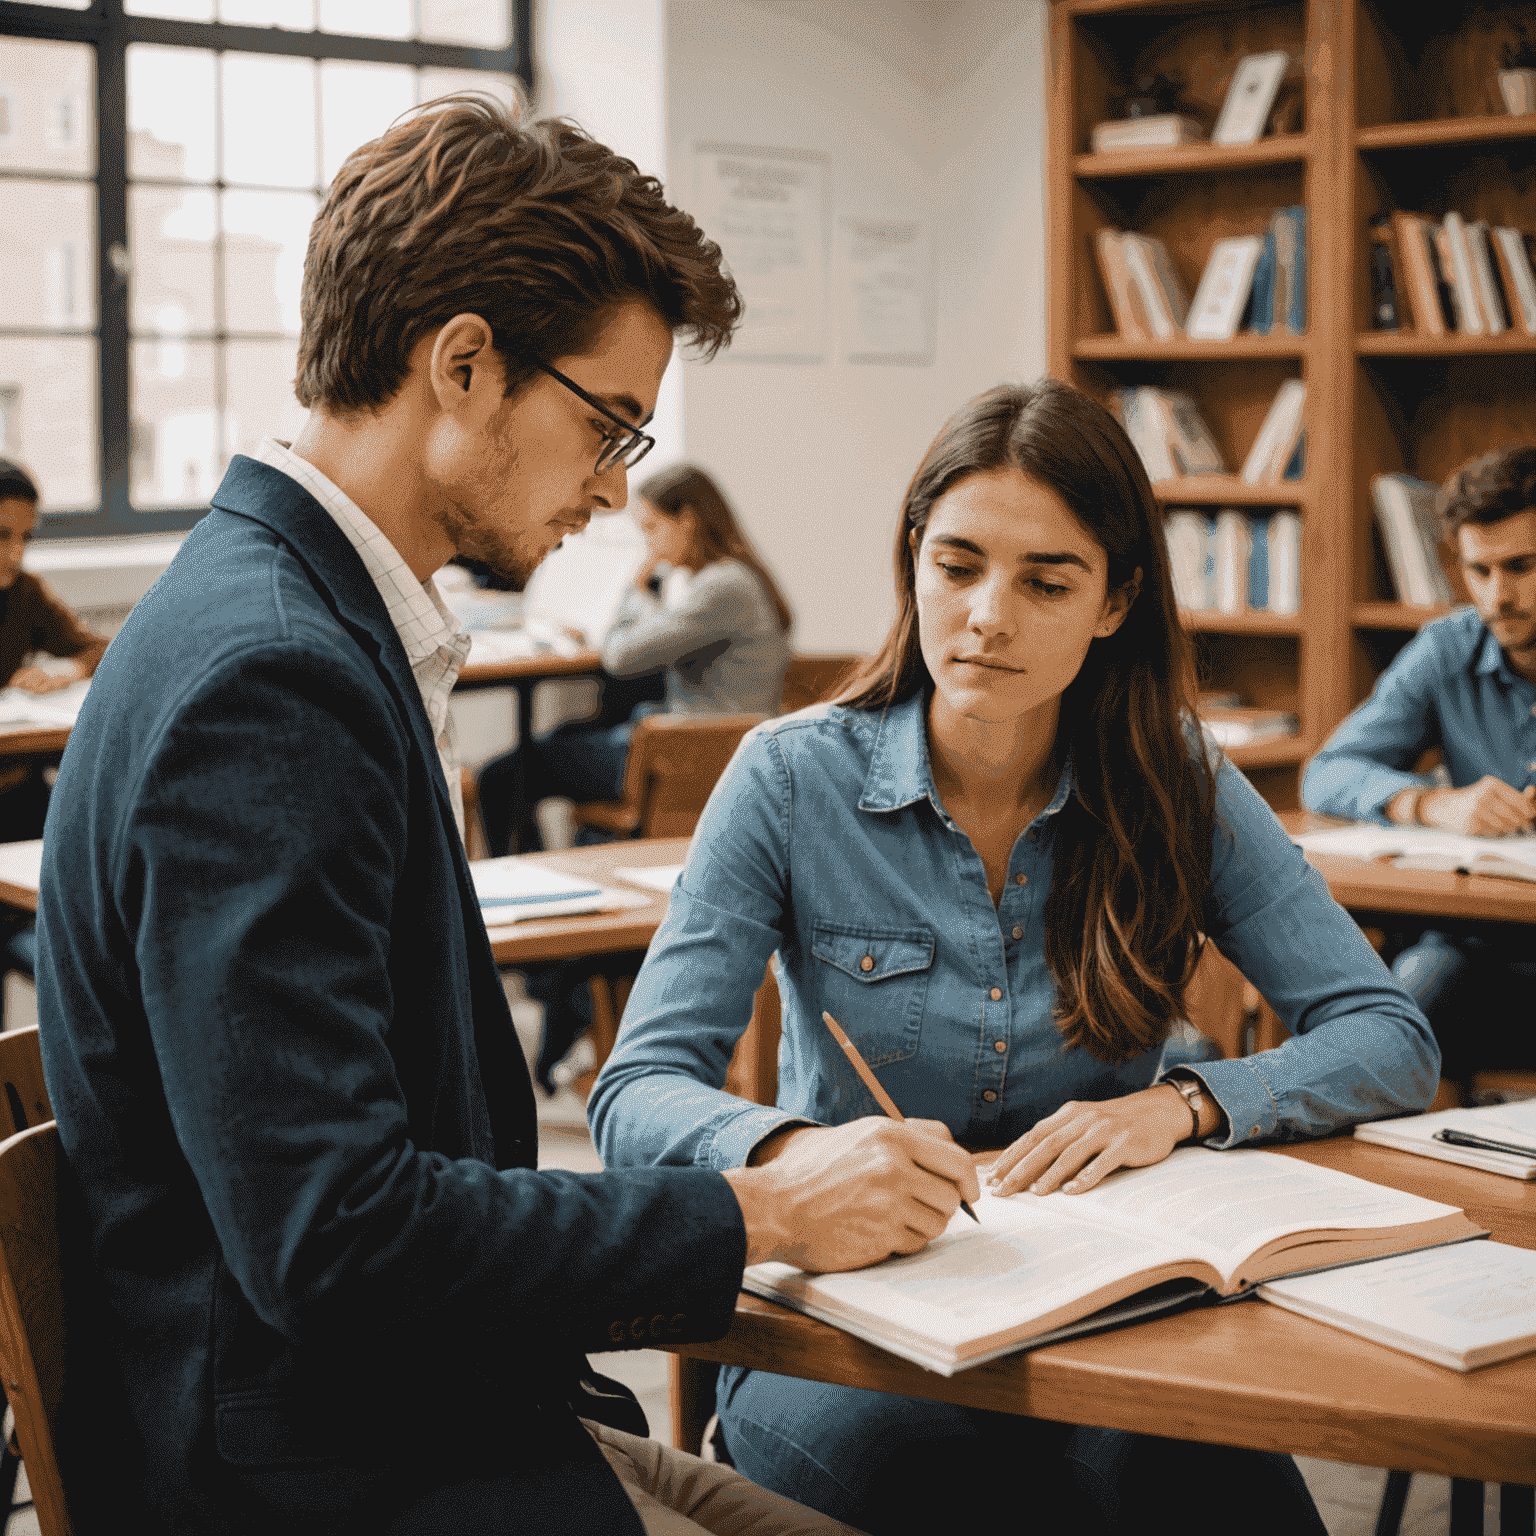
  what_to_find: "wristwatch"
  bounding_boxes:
[1166,1074,1205,1142]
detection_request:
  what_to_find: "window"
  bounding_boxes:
[0,0,530,532]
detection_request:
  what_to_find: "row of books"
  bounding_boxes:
[1372,472,1454,608]
[1112,383,1305,486]
[1166,508,1301,616]
[1196,692,1300,749]
[1095,207,1307,343]
[1372,212,1536,337]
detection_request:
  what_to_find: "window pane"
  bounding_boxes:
[130,187,216,335]
[0,181,96,330]
[0,37,95,176]
[224,339,306,464]
[220,0,314,25]
[128,47,215,183]
[125,0,215,18]
[320,60,415,186]
[417,69,520,113]
[318,0,411,39]
[0,337,99,511]
[420,0,510,48]
[19,0,92,9]
[223,54,316,189]
[131,339,219,507]
[223,191,316,335]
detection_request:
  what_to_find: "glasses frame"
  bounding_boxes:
[532,360,655,475]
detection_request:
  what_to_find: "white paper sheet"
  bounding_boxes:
[611,865,683,893]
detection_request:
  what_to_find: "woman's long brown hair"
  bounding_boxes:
[838,380,1216,1063]
[636,463,794,632]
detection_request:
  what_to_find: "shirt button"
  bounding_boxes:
[860,955,874,972]
[994,1040,1007,1053]
[1015,873,1027,885]
[990,986,1002,1000]
[983,1090,998,1103]
[1011,926,1023,940]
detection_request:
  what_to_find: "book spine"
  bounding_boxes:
[1369,218,1401,330]
[1428,223,1462,331]
[1144,236,1191,331]
[1164,510,1214,611]
[1467,222,1508,335]
[1286,206,1307,335]
[1249,227,1277,335]
[1442,212,1485,334]
[1493,228,1536,333]
[1268,510,1302,615]
[1096,229,1149,340]
[1391,214,1442,335]
[1246,512,1272,610]
[1213,509,1250,614]
[1124,237,1176,340]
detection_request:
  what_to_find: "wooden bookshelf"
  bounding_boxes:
[1049,0,1536,812]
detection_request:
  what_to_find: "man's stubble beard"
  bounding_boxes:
[433,493,544,593]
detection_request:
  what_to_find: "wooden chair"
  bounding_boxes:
[571,713,766,841]
[780,654,864,714]
[460,767,490,862]
[0,1121,70,1535]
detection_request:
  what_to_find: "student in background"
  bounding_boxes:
[592,380,1435,1536]
[1303,445,1536,1093]
[477,462,792,858]
[0,458,106,840]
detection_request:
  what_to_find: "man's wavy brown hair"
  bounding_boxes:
[1438,445,1536,537]
[296,95,742,413]
[837,380,1217,1063]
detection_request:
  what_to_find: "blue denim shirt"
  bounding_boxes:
[589,693,1438,1171]
[1302,606,1536,824]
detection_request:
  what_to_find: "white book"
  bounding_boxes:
[471,857,618,924]
[1353,1097,1536,1182]
[1211,509,1251,614]
[1125,388,1179,481]
[743,1146,1478,1377]
[1441,213,1486,335]
[1091,115,1206,152]
[1466,220,1508,334]
[1155,389,1226,474]
[1164,510,1214,610]
[1187,236,1265,340]
[611,864,683,893]
[0,678,90,731]
[1267,510,1302,615]
[1370,472,1451,606]
[1122,236,1178,339]
[1493,228,1536,332]
[1261,1241,1536,1371]
[1240,380,1306,484]
[1211,51,1290,145]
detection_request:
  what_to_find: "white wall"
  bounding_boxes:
[667,0,1048,653]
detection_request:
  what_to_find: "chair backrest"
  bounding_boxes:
[0,1028,51,1140]
[620,713,767,839]
[780,654,865,714]
[0,1121,71,1535]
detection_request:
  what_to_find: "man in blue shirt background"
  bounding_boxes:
[1303,445,1536,1092]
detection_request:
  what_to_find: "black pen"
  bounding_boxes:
[1434,1128,1536,1160]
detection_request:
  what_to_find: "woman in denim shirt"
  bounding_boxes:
[590,382,1437,1535]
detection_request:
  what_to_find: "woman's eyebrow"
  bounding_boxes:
[928,534,1093,572]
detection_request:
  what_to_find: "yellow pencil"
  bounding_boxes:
[821,1010,979,1223]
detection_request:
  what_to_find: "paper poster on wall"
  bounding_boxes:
[837,216,933,364]
[692,143,828,360]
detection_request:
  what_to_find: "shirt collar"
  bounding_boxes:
[857,688,1075,826]
[1474,620,1517,682]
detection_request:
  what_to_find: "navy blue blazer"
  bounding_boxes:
[36,458,747,1534]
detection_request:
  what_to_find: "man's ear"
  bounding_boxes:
[427,314,501,412]
[1095,564,1142,639]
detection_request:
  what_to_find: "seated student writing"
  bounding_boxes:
[1303,445,1536,1093]
[476,461,792,856]
[0,458,107,840]
[590,380,1437,1536]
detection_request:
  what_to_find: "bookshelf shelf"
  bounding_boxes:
[1357,117,1536,153]
[1182,610,1304,637]
[1155,476,1309,509]
[1072,336,1307,362]
[1357,333,1536,357]
[1353,602,1452,632]
[1074,137,1309,180]
[1226,737,1312,771]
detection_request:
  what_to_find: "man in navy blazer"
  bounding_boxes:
[35,97,977,1535]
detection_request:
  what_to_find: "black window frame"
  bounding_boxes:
[0,0,532,537]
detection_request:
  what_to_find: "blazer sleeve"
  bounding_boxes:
[111,641,746,1362]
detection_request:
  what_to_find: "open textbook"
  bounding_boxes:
[470,857,648,929]
[741,1147,1482,1376]
[1290,822,1536,884]
[1355,1096,1536,1180]
[1261,1240,1536,1371]
[0,677,90,732]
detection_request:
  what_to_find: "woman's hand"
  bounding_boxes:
[9,662,81,694]
[984,1085,1199,1197]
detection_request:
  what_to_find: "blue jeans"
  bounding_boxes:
[1392,930,1536,1087]
[716,1366,1326,1536]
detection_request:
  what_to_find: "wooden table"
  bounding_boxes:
[668,1137,1536,1486]
[1280,810,1536,927]
[454,648,604,758]
[0,727,70,765]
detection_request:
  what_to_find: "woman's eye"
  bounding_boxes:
[937,562,973,579]
[1031,579,1069,597]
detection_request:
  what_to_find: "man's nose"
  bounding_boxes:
[593,459,629,513]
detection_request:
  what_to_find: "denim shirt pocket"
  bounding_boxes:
[810,920,935,1067]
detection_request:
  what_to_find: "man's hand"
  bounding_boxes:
[984,1084,1206,1198]
[721,1118,980,1274]
[9,663,80,695]
[1419,776,1536,837]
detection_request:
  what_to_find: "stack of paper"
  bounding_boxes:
[471,858,622,926]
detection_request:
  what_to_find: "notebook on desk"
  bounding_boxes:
[1355,1098,1536,1180]
[1291,823,1536,884]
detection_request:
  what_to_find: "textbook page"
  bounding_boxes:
[471,856,645,925]
[0,677,90,731]
[1290,823,1536,877]
[1037,1146,1465,1286]
[1260,1241,1536,1371]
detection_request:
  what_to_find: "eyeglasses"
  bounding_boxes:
[532,360,656,475]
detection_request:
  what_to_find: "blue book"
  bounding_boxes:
[1286,206,1308,334]
[1246,514,1272,610]
[1247,227,1277,335]
[1282,432,1305,481]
